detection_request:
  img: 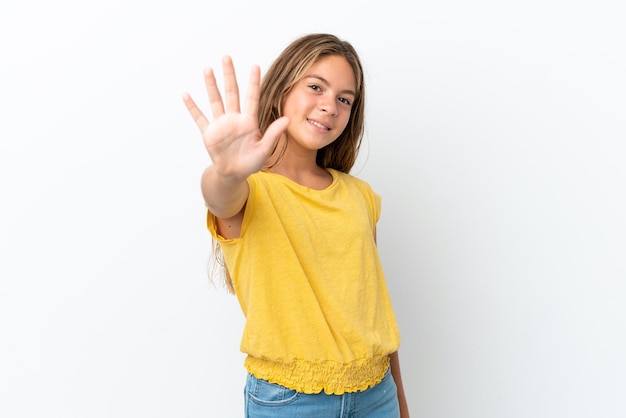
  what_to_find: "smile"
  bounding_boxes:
[307,119,331,131]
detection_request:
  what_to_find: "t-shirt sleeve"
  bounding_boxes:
[360,180,382,224]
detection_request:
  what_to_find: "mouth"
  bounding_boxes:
[307,118,331,131]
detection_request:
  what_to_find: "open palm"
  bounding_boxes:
[183,56,288,181]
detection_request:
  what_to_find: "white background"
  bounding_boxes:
[1,0,625,417]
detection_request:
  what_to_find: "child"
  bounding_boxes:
[183,33,410,417]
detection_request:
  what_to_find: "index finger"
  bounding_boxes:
[204,66,225,118]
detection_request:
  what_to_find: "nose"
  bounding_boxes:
[319,95,337,116]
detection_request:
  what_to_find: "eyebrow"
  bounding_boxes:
[305,75,356,97]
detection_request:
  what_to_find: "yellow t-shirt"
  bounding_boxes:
[207,168,401,394]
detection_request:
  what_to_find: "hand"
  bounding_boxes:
[183,56,289,181]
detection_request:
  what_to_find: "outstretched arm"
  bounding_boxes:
[390,351,410,418]
[183,56,289,218]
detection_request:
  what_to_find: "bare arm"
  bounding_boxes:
[200,165,249,219]
[183,56,289,219]
[390,351,410,418]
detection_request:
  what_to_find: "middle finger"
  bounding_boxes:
[222,55,241,114]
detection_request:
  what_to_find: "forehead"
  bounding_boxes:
[302,55,356,92]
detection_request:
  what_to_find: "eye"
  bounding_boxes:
[308,84,322,92]
[338,97,352,106]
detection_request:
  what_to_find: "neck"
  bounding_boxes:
[267,135,319,173]
[266,149,332,190]
[264,135,333,189]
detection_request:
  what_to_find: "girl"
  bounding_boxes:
[183,33,410,418]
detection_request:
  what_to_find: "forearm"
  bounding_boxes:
[201,165,249,218]
[390,351,410,418]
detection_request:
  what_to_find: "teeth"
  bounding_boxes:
[309,119,329,130]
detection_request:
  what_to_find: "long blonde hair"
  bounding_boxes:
[212,33,366,293]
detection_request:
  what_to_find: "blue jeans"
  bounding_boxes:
[243,366,400,417]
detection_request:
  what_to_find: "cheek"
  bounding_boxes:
[282,94,311,116]
[337,112,351,132]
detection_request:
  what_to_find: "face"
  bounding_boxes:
[281,55,356,154]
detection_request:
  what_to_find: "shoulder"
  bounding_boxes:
[248,170,270,185]
[247,171,279,193]
[330,169,382,219]
[331,169,377,195]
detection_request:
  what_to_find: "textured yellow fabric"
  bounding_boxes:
[207,169,401,394]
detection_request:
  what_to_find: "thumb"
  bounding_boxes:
[261,116,289,148]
